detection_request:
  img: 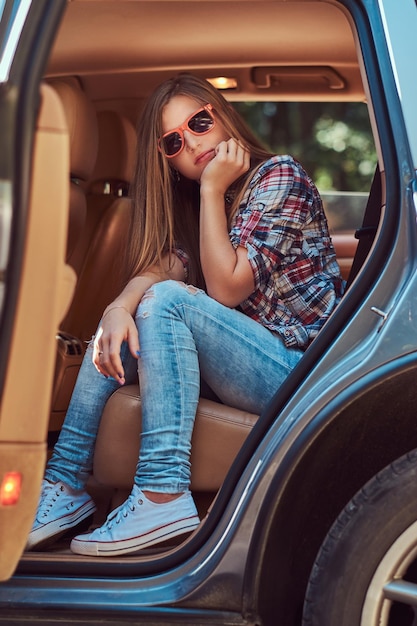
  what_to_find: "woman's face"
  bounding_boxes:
[161,95,230,181]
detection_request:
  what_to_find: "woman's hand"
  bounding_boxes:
[92,306,140,385]
[91,254,186,384]
[200,138,250,197]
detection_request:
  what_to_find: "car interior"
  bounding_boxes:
[21,0,381,563]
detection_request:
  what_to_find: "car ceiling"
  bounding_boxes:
[46,0,364,114]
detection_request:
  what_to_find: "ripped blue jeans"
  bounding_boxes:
[46,280,303,493]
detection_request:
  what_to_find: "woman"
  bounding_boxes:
[27,74,344,557]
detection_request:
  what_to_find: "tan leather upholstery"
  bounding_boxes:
[61,195,133,344]
[49,79,99,270]
[47,80,98,430]
[94,385,258,492]
[49,111,137,431]
[92,110,137,186]
[0,83,77,579]
[332,233,358,281]
[61,111,137,344]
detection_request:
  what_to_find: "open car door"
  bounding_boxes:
[0,0,70,580]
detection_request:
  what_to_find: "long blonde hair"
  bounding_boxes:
[126,73,272,287]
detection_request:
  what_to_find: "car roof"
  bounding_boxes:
[46,0,364,107]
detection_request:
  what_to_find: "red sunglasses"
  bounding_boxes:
[158,104,215,158]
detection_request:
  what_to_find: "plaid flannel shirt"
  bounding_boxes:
[229,155,344,349]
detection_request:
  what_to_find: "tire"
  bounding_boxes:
[302,448,417,626]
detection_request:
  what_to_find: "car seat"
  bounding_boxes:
[60,110,136,345]
[93,385,258,517]
[46,79,99,432]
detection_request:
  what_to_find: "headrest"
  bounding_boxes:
[91,110,137,186]
[49,79,98,183]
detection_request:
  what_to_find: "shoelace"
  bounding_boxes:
[38,482,65,519]
[100,491,144,533]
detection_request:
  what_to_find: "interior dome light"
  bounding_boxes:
[206,76,238,90]
[1,472,22,506]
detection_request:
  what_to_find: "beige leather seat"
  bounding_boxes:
[61,110,137,344]
[46,79,99,431]
[49,110,137,431]
[48,78,99,272]
[93,385,258,497]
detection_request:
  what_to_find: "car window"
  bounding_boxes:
[233,101,376,235]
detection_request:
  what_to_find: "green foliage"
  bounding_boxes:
[233,102,377,192]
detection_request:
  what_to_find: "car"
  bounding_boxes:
[0,0,416,624]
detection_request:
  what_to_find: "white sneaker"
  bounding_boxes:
[26,480,96,550]
[70,486,200,556]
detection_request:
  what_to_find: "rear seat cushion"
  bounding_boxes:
[94,385,258,492]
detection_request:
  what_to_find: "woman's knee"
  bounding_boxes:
[137,280,202,317]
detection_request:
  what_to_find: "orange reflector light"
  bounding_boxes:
[0,472,22,506]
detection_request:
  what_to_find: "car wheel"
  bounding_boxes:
[302,448,417,626]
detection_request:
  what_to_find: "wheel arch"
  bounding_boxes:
[244,351,417,626]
